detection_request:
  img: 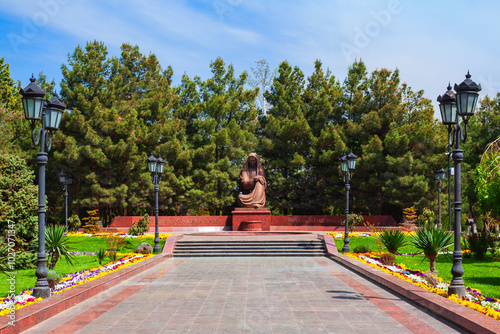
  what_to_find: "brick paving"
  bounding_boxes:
[22,256,466,334]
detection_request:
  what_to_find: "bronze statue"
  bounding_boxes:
[237,153,267,208]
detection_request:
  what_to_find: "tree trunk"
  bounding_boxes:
[428,255,437,273]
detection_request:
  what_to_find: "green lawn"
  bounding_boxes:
[334,235,500,299]
[0,236,166,298]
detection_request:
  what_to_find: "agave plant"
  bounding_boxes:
[411,225,453,273]
[379,229,408,254]
[46,225,76,270]
[96,248,107,265]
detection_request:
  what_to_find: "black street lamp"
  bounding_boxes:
[146,153,165,253]
[20,76,65,299]
[58,171,73,232]
[438,84,457,233]
[340,151,358,253]
[434,168,446,229]
[437,71,481,297]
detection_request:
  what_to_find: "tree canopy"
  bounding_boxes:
[1,41,497,226]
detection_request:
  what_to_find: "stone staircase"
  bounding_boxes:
[173,236,326,257]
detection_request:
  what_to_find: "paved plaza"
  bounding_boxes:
[23,256,465,334]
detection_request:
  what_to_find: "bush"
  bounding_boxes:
[128,214,150,236]
[411,225,453,273]
[380,252,395,266]
[67,214,81,231]
[81,209,101,234]
[379,229,408,254]
[96,248,107,265]
[352,244,371,253]
[106,235,126,252]
[47,270,61,289]
[107,250,117,263]
[46,225,75,270]
[401,206,418,232]
[341,213,364,233]
[417,208,436,227]
[0,154,38,250]
[465,232,494,259]
[14,251,37,270]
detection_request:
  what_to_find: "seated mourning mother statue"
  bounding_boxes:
[237,153,267,208]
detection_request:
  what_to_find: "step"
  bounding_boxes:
[173,239,327,257]
[177,241,323,246]
[173,252,326,257]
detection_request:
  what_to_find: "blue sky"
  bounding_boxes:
[1,0,499,118]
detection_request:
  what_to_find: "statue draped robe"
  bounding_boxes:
[237,153,267,208]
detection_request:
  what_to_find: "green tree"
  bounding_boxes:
[175,57,259,215]
[475,139,500,219]
[462,94,500,219]
[260,61,314,214]
[303,60,345,213]
[0,153,38,249]
[55,41,177,224]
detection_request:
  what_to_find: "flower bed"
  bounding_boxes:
[346,252,500,321]
[327,232,372,239]
[0,253,153,317]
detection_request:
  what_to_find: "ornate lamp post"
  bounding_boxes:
[434,168,446,229]
[339,151,357,252]
[58,171,73,232]
[437,72,481,297]
[146,153,165,253]
[20,76,66,298]
[437,84,457,232]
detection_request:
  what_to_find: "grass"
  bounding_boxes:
[0,236,166,298]
[335,235,500,299]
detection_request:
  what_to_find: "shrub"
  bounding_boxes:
[128,214,150,236]
[106,235,126,252]
[401,206,418,232]
[465,232,494,259]
[411,225,453,273]
[352,244,371,253]
[46,225,75,270]
[67,214,81,231]
[380,252,395,266]
[341,213,364,233]
[96,248,107,265]
[417,208,436,227]
[81,209,101,234]
[107,250,117,263]
[14,251,37,270]
[0,154,38,250]
[47,270,61,289]
[379,229,408,254]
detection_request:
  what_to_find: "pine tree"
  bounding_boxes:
[175,57,259,214]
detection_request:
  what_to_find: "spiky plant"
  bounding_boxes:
[411,225,453,273]
[379,229,408,254]
[46,225,75,270]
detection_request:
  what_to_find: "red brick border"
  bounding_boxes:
[325,249,500,333]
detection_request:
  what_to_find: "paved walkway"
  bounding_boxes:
[23,256,465,334]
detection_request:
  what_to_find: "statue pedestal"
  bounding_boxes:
[232,208,271,231]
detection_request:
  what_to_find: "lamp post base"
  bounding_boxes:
[448,283,466,298]
[342,237,350,253]
[33,284,50,299]
[153,242,161,253]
